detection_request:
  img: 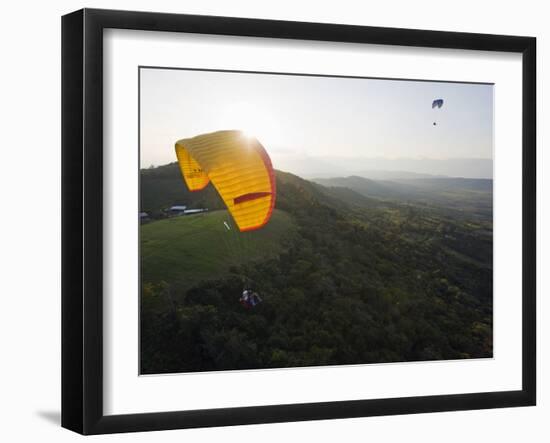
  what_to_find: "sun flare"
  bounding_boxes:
[216,102,278,145]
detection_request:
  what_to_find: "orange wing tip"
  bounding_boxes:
[187,183,209,192]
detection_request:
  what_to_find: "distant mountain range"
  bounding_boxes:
[353,170,446,180]
[271,155,493,179]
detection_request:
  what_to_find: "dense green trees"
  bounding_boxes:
[140,167,493,374]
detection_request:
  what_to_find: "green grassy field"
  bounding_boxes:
[141,209,296,288]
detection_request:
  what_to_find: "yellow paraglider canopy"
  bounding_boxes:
[175,130,276,232]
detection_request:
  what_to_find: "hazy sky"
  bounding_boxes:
[140,68,493,176]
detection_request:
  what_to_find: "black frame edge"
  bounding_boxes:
[61,8,537,435]
[61,9,85,435]
[90,390,533,435]
[84,7,535,51]
[82,7,106,435]
[521,37,537,406]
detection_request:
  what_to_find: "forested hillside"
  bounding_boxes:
[141,164,493,374]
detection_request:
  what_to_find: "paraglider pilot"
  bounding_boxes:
[240,288,262,308]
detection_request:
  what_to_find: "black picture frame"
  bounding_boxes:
[62,8,536,435]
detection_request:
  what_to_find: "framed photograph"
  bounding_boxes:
[61,8,536,435]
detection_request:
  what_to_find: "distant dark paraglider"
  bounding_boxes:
[432,98,444,109]
[432,98,444,125]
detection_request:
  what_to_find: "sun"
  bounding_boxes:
[240,129,257,141]
[216,102,277,145]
